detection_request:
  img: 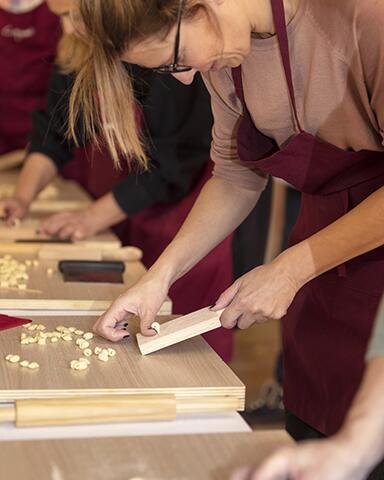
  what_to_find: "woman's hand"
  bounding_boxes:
[0,196,29,225]
[39,193,127,240]
[231,436,369,480]
[93,273,170,341]
[213,254,302,329]
[38,209,98,240]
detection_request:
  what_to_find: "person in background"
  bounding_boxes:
[0,0,234,362]
[233,294,384,480]
[0,0,61,155]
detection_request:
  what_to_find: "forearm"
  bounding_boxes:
[148,176,262,287]
[277,186,384,286]
[336,357,384,473]
[13,153,58,206]
[87,192,127,231]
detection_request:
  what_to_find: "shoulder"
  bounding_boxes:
[306,0,384,61]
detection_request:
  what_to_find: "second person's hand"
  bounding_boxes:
[0,196,29,226]
[38,209,99,240]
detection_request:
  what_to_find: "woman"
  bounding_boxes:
[0,0,61,155]
[68,0,384,468]
[0,0,234,362]
[234,296,384,480]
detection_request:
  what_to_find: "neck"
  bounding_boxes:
[246,0,301,35]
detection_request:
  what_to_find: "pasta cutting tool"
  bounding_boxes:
[59,260,125,284]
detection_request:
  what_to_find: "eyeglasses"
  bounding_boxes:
[154,0,192,74]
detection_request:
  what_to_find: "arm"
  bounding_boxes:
[0,66,76,224]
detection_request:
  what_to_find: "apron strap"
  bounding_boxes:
[271,0,303,132]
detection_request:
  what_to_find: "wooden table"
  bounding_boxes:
[0,430,292,479]
[0,171,91,213]
[0,316,244,408]
[0,256,170,314]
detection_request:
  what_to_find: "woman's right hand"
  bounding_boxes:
[92,273,170,342]
[0,197,29,225]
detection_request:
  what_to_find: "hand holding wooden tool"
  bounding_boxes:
[137,306,224,355]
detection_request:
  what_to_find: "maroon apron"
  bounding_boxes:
[232,0,384,434]
[0,3,61,154]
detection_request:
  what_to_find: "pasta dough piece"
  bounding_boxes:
[151,322,161,334]
[83,332,93,340]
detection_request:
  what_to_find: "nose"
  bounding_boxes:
[172,69,198,85]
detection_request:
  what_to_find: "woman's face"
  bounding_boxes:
[123,1,253,84]
[46,0,75,35]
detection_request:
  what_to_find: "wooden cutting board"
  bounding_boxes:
[0,254,165,313]
[0,431,292,479]
[0,315,245,409]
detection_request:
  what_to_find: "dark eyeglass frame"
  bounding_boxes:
[153,0,192,74]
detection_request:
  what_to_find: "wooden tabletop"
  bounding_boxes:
[0,171,91,212]
[0,254,155,312]
[0,315,244,409]
[0,430,292,480]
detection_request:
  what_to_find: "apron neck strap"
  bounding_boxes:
[271,0,302,132]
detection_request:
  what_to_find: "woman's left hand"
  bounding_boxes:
[38,209,98,241]
[212,255,303,329]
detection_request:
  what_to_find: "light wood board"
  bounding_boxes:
[137,307,223,355]
[0,171,92,212]
[0,255,169,313]
[0,316,245,409]
[0,431,292,479]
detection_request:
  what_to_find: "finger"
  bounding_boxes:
[220,303,243,330]
[252,449,295,480]
[40,213,71,236]
[93,300,135,342]
[212,281,240,310]
[237,312,266,330]
[72,228,86,241]
[57,224,77,240]
[230,467,255,480]
[139,308,159,336]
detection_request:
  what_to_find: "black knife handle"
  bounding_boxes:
[58,260,125,273]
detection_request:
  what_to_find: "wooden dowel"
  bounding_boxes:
[15,395,177,427]
[0,406,16,423]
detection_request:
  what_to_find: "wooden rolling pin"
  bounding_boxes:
[0,244,143,262]
[0,395,176,427]
[0,395,240,427]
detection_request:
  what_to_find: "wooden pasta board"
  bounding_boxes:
[0,431,292,479]
[0,253,172,314]
[0,315,245,409]
[0,171,92,212]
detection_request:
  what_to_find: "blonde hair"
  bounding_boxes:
[68,0,196,168]
[56,34,89,74]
